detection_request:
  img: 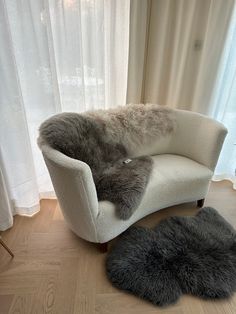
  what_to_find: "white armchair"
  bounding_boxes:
[41,109,227,250]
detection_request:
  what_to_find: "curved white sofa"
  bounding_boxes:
[41,109,227,244]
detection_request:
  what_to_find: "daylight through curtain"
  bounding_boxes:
[0,0,130,230]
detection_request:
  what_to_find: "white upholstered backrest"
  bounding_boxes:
[132,109,227,171]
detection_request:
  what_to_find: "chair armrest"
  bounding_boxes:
[171,110,228,171]
[41,145,99,242]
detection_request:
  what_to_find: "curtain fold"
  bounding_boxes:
[126,0,150,103]
[0,0,130,231]
[127,0,234,115]
[210,4,236,188]
[0,0,41,220]
[0,150,14,230]
[191,0,234,114]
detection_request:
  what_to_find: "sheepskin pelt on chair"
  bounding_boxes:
[38,104,175,220]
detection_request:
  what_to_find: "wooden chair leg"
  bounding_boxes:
[197,199,205,208]
[99,242,108,253]
[0,237,14,258]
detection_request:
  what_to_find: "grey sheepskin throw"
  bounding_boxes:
[106,207,236,306]
[38,104,175,219]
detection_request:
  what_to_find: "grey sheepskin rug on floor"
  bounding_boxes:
[38,104,175,220]
[106,207,236,306]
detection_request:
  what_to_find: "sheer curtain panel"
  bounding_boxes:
[210,4,236,189]
[0,0,130,230]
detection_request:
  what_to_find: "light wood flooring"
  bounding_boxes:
[0,181,236,314]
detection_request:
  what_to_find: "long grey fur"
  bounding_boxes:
[106,207,236,305]
[38,104,175,219]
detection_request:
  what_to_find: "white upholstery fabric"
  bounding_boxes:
[170,110,228,171]
[42,145,99,242]
[96,155,213,243]
[133,109,228,171]
[41,109,227,243]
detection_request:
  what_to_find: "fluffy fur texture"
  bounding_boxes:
[106,207,236,306]
[38,104,174,219]
[96,156,153,219]
[86,104,175,154]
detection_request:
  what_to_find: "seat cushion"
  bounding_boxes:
[96,154,213,243]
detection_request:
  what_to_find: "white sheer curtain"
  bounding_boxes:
[210,4,236,189]
[0,0,130,230]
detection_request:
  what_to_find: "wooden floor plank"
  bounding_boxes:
[0,181,235,313]
[53,257,79,314]
[9,294,33,314]
[0,294,14,314]
[29,273,58,314]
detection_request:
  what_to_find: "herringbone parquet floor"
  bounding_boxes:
[0,181,235,314]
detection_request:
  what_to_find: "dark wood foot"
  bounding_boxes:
[0,237,14,258]
[99,242,108,253]
[197,199,205,208]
